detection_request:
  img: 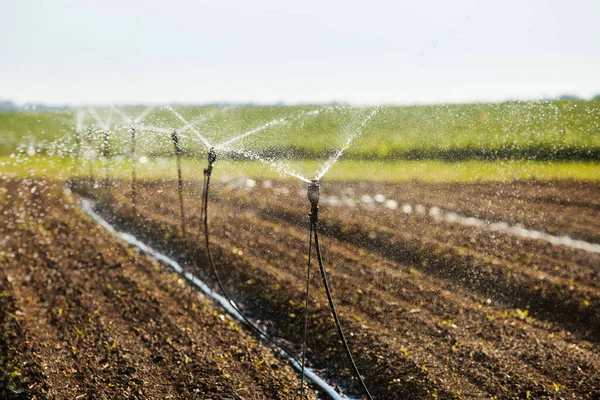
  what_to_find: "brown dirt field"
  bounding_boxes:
[344,180,600,244]
[0,179,318,399]
[71,177,600,399]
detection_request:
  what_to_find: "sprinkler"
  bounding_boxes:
[205,147,216,177]
[307,179,320,223]
[301,179,373,400]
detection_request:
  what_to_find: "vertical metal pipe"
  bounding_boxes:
[86,128,95,193]
[171,129,186,236]
[71,127,82,189]
[103,129,111,201]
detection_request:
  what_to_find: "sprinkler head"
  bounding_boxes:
[208,147,217,165]
[205,148,217,177]
[307,179,320,206]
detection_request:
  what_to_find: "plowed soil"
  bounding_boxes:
[0,179,317,399]
[3,176,600,399]
[67,177,600,400]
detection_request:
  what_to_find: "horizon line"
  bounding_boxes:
[2,93,599,110]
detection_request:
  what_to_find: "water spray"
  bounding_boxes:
[166,105,213,149]
[80,105,378,397]
[302,179,373,400]
[132,106,368,394]
[316,106,380,180]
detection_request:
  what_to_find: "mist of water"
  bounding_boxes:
[111,106,132,125]
[75,111,85,133]
[164,105,213,149]
[216,106,331,151]
[227,147,311,183]
[133,106,156,125]
[76,104,381,184]
[316,106,380,180]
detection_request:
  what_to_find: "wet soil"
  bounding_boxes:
[0,179,317,399]
[74,177,600,399]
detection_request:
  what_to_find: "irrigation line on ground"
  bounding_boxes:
[300,220,313,399]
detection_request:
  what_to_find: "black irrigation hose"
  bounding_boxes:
[308,182,374,400]
[199,149,309,379]
[313,223,373,400]
[300,220,313,399]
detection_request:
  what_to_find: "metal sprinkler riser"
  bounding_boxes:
[205,148,217,176]
[307,179,320,224]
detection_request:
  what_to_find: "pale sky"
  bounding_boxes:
[2,0,599,106]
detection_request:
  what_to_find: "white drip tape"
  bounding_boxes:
[369,197,600,254]
[80,198,349,400]
[319,190,600,254]
[427,206,600,254]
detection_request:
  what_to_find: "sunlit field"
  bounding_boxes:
[2,102,600,399]
[2,100,600,160]
[2,156,600,183]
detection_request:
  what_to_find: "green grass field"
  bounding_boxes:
[2,155,599,183]
[1,100,599,161]
[1,100,598,181]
